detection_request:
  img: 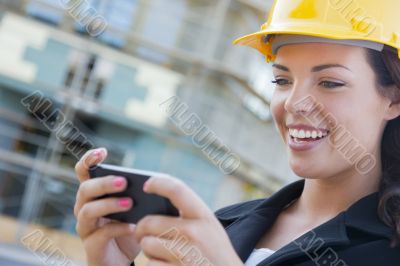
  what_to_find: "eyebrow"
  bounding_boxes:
[272,63,351,72]
[272,63,290,72]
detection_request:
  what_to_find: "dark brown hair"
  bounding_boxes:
[366,46,400,248]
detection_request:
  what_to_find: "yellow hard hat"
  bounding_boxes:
[234,0,400,62]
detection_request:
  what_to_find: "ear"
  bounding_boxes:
[384,100,400,121]
[383,85,400,120]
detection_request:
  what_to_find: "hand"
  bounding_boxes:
[135,176,243,266]
[74,148,141,266]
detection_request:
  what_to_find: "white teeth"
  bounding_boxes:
[289,128,329,139]
[311,131,317,138]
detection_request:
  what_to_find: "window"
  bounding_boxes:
[26,0,64,25]
[75,0,138,48]
[136,0,186,62]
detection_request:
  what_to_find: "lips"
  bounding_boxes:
[286,124,330,151]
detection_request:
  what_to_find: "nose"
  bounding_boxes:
[284,81,315,116]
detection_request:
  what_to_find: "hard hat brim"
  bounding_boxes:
[233,27,400,61]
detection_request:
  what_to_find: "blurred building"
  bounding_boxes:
[0,0,297,264]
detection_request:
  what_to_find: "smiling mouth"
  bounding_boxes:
[288,128,330,143]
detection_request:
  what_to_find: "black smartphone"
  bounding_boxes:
[89,164,179,223]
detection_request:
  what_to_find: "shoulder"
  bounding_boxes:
[214,199,264,227]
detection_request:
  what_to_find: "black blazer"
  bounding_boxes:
[215,179,400,266]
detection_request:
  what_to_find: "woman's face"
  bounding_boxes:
[270,43,392,180]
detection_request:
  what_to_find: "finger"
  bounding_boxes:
[144,176,210,219]
[76,197,133,238]
[85,222,136,248]
[135,215,187,242]
[141,236,178,263]
[143,236,207,266]
[74,175,128,217]
[146,260,172,266]
[75,148,107,182]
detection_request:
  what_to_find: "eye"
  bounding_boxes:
[319,81,345,89]
[272,78,291,86]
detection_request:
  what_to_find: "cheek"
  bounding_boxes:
[270,92,287,134]
[325,95,384,150]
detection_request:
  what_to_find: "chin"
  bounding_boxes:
[289,157,323,179]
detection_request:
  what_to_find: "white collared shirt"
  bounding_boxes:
[244,248,276,266]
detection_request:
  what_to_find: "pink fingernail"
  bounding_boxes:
[92,149,102,157]
[113,177,125,188]
[118,198,131,208]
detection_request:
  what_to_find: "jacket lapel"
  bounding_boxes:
[225,207,281,261]
[344,192,394,239]
[225,180,305,262]
[256,212,350,265]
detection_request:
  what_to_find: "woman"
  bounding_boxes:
[73,0,400,265]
